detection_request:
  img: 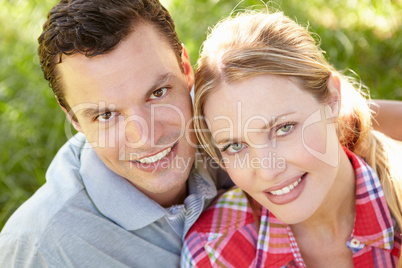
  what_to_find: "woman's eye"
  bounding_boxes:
[276,123,294,136]
[97,111,118,122]
[226,142,245,153]
[149,87,168,99]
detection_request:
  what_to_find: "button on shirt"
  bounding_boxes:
[0,133,219,267]
[182,148,401,267]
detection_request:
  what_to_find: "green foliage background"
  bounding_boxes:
[0,0,401,229]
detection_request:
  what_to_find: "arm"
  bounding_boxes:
[370,99,402,141]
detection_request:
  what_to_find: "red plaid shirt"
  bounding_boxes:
[181,149,401,267]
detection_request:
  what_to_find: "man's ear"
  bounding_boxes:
[56,96,83,133]
[181,44,194,92]
[326,74,341,119]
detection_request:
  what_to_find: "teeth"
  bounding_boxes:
[137,147,172,164]
[270,177,302,196]
[289,184,294,190]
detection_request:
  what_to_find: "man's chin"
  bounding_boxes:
[135,178,188,207]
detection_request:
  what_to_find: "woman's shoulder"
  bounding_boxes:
[182,188,263,267]
[188,187,260,238]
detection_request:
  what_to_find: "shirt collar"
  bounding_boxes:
[261,148,395,266]
[79,145,167,230]
[188,152,217,199]
[344,147,394,250]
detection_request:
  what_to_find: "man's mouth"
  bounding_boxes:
[136,145,173,164]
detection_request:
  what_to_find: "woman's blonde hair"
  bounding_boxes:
[193,10,402,262]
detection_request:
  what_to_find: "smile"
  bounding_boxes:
[136,146,173,164]
[269,175,304,196]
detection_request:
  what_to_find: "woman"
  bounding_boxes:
[181,11,402,267]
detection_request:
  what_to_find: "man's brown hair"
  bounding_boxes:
[38,0,182,117]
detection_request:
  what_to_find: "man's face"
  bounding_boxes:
[58,23,197,206]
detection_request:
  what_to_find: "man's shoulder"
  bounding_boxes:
[0,179,89,238]
[0,188,181,267]
[0,183,103,265]
[0,133,94,246]
[46,132,87,177]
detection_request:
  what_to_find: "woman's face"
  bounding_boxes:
[203,74,342,224]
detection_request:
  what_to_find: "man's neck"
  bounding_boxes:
[142,180,188,208]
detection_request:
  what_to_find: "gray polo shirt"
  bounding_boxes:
[0,133,220,267]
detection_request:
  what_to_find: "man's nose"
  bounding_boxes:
[123,110,164,149]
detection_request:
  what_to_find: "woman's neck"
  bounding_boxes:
[291,146,356,238]
[289,147,357,268]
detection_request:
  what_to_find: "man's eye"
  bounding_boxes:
[149,87,168,99]
[97,111,118,122]
[225,142,245,153]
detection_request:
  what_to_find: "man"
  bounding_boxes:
[0,0,225,267]
[0,0,400,267]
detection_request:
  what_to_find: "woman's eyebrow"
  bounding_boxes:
[261,112,296,131]
[213,112,295,145]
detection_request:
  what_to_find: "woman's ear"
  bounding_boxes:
[326,74,341,119]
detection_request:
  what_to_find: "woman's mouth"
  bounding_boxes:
[269,176,302,196]
[264,173,307,205]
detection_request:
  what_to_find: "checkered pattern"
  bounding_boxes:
[181,149,401,267]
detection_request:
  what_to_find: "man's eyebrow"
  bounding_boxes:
[75,72,177,118]
[214,112,295,146]
[79,107,111,118]
[144,72,175,98]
